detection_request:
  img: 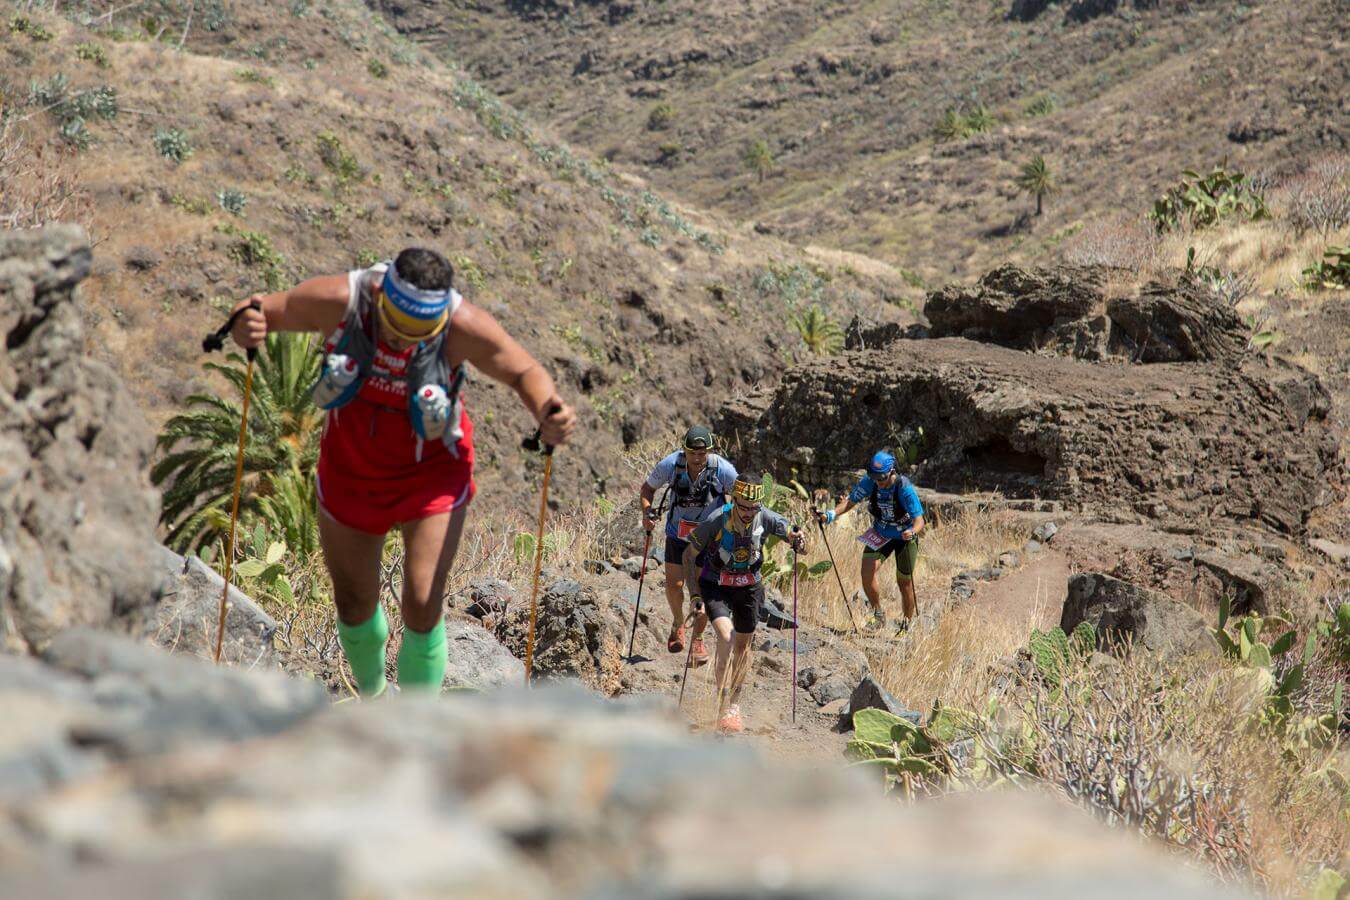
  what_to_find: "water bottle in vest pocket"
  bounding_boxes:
[312,354,361,409]
[411,383,451,441]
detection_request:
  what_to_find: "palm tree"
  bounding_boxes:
[791,305,843,355]
[744,139,775,184]
[1016,154,1056,216]
[153,332,324,553]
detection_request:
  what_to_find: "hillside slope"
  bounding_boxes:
[378,0,1348,284]
[3,0,912,509]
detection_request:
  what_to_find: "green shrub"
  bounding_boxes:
[315,131,361,182]
[935,104,996,142]
[9,16,53,41]
[355,249,381,268]
[58,117,90,150]
[216,188,248,216]
[153,127,193,163]
[453,255,486,290]
[219,224,287,290]
[646,102,675,131]
[235,68,275,87]
[171,193,213,215]
[1302,245,1350,290]
[1150,165,1270,232]
[367,58,388,79]
[1023,94,1057,117]
[75,42,110,68]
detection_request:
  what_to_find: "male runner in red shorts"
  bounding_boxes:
[229,247,576,696]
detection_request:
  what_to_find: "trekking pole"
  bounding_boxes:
[791,529,800,724]
[201,300,261,665]
[813,508,861,634]
[626,486,669,662]
[676,604,701,710]
[522,405,562,684]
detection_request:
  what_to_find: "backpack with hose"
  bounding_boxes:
[311,264,468,458]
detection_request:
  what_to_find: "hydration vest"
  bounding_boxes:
[312,267,467,454]
[667,452,724,522]
[704,506,768,575]
[869,475,915,530]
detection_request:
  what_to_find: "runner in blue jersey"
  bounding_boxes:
[639,425,738,665]
[817,450,925,632]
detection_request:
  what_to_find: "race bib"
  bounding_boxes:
[858,528,889,550]
[717,571,757,588]
[676,519,699,540]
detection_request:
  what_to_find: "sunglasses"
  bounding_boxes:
[733,500,761,514]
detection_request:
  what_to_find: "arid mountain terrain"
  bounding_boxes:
[1,1,1347,897]
[3,0,913,508]
[381,0,1346,283]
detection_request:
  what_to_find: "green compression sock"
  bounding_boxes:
[397,619,447,694]
[336,606,389,697]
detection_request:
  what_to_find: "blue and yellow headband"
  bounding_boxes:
[379,266,454,339]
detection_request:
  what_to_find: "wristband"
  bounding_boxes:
[825,510,836,524]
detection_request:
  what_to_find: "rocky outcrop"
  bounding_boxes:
[925,265,1248,365]
[0,638,1250,899]
[444,618,526,689]
[1061,573,1216,659]
[154,545,278,665]
[719,337,1337,535]
[0,227,161,654]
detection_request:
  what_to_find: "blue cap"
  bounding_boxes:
[869,451,896,475]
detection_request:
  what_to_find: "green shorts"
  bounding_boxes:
[863,537,920,579]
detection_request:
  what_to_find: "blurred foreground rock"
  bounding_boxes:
[0,634,1247,899]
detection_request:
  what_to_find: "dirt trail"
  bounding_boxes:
[966,550,1070,633]
[612,564,887,763]
[612,547,1072,762]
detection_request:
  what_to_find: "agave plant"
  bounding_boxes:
[153,332,324,553]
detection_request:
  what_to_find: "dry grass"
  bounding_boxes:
[974,648,1350,897]
[0,115,90,231]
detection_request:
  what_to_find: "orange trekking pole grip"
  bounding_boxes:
[202,300,261,665]
[522,405,562,684]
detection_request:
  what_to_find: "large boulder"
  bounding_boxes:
[1061,573,1217,659]
[0,227,161,654]
[497,573,627,692]
[718,337,1337,535]
[925,265,1248,365]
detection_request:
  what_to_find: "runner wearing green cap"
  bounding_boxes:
[817,450,924,631]
[639,426,738,664]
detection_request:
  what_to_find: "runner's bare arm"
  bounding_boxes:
[451,301,577,446]
[639,482,657,532]
[902,515,925,540]
[682,539,702,600]
[228,275,350,348]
